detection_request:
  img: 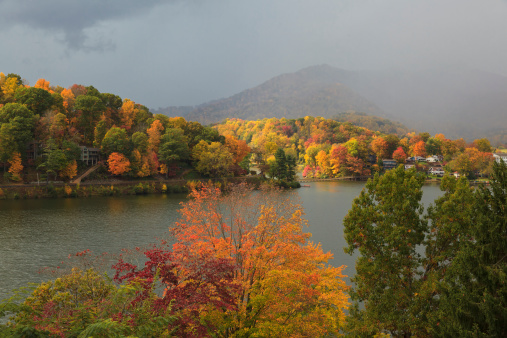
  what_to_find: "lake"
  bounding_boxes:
[0,181,444,301]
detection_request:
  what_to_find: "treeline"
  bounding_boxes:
[0,73,251,183]
[214,116,497,178]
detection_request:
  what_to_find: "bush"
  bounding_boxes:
[46,184,58,198]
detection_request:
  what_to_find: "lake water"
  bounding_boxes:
[0,181,443,301]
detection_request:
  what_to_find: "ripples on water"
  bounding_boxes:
[0,182,443,301]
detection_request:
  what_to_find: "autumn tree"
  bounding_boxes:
[392,146,407,163]
[60,160,78,180]
[107,152,131,176]
[147,119,164,152]
[60,88,76,114]
[472,138,493,153]
[411,140,427,157]
[7,152,23,181]
[119,98,138,130]
[170,183,349,336]
[449,152,472,176]
[224,135,250,165]
[192,141,233,177]
[370,136,389,161]
[329,144,348,176]
[2,266,178,337]
[34,78,51,91]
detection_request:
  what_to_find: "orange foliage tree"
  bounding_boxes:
[371,136,389,160]
[170,183,349,336]
[34,78,51,92]
[224,135,250,165]
[107,152,131,176]
[8,152,23,181]
[412,140,427,157]
[60,88,75,113]
[147,119,164,152]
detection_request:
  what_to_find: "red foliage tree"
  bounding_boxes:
[393,146,407,163]
[113,245,239,337]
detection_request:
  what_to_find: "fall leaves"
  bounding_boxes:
[2,183,349,337]
[170,182,349,336]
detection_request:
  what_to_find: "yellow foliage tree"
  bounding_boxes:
[119,98,138,130]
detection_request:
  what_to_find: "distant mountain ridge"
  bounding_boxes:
[156,65,507,144]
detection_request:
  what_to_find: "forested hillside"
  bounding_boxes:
[215,117,496,179]
[0,72,250,183]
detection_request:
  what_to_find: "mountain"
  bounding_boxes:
[157,65,507,143]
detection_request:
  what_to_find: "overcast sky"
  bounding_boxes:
[1,0,507,109]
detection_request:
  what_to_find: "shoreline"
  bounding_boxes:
[0,176,264,200]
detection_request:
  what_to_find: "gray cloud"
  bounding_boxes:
[0,0,169,50]
[1,0,507,109]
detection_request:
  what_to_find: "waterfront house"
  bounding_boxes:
[383,159,398,170]
[79,146,100,166]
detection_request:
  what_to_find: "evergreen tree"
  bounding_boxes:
[436,160,507,337]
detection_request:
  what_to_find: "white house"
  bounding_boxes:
[426,155,440,163]
[428,167,445,176]
[493,153,507,164]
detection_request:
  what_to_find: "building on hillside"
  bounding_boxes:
[426,155,440,163]
[428,167,445,176]
[493,153,507,164]
[404,164,415,170]
[79,146,100,166]
[383,159,397,170]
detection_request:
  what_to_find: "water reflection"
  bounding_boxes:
[0,183,444,301]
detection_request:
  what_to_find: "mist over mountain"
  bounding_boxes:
[157,65,507,143]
